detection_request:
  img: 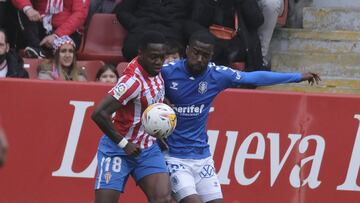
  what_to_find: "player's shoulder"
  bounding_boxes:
[207,63,242,80]
[161,59,185,76]
[118,72,141,86]
[208,63,239,74]
[110,74,142,98]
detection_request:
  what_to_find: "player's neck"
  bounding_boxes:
[185,63,206,77]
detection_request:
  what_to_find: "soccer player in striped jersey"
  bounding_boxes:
[161,30,320,203]
[91,32,171,203]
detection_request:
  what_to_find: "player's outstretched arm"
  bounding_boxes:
[300,72,321,85]
[91,95,141,156]
[236,71,321,87]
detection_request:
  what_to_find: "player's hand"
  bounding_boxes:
[301,72,321,86]
[154,131,167,139]
[163,98,172,106]
[123,142,141,157]
[158,137,168,151]
[25,7,42,22]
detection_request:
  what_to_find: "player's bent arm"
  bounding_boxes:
[91,95,125,145]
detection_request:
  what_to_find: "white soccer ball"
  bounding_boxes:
[141,103,177,139]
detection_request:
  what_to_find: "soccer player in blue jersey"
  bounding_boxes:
[161,30,320,203]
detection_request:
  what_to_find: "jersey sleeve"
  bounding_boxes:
[212,64,302,89]
[108,75,141,105]
[161,61,176,80]
[212,65,243,90]
[238,71,302,86]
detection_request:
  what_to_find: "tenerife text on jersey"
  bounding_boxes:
[173,104,205,117]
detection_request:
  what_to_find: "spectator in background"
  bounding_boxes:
[113,0,192,62]
[0,0,6,29]
[11,0,90,58]
[164,41,184,64]
[95,64,119,83]
[189,0,265,71]
[257,0,284,67]
[0,28,29,78]
[37,35,86,81]
[0,0,20,48]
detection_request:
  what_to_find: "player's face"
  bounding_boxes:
[139,43,166,76]
[59,43,75,68]
[186,40,213,76]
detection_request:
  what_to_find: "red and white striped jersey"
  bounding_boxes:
[108,57,165,149]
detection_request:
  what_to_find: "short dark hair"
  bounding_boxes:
[95,64,119,80]
[165,40,184,57]
[189,30,215,47]
[138,31,166,51]
[0,28,8,43]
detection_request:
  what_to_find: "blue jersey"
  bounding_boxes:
[161,59,302,159]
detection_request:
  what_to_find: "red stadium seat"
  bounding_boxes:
[78,14,127,64]
[77,60,105,81]
[277,0,289,26]
[116,62,129,77]
[23,58,44,79]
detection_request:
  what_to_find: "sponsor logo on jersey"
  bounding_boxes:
[170,82,178,90]
[114,83,127,97]
[198,81,208,94]
[200,164,215,178]
[173,104,205,116]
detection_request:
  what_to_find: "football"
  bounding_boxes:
[141,103,177,139]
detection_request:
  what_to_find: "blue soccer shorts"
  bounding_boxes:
[95,143,168,192]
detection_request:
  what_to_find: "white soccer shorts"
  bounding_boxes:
[164,154,223,202]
